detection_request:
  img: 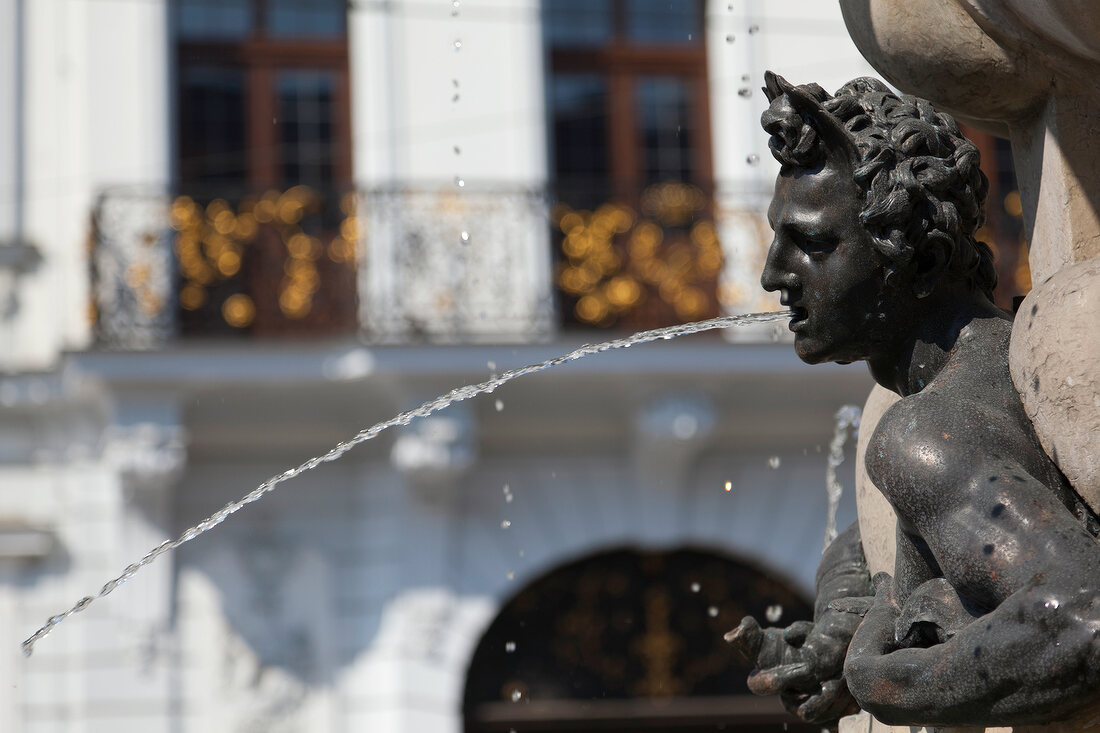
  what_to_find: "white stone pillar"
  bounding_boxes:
[349,0,554,342]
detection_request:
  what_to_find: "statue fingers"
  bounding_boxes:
[796,678,860,725]
[782,620,815,646]
[725,615,764,664]
[747,661,815,696]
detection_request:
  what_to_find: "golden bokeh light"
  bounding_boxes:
[179,283,206,310]
[556,182,723,327]
[221,293,255,328]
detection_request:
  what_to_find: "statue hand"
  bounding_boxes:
[726,602,870,726]
[845,572,901,680]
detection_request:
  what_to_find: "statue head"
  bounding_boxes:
[759,72,997,364]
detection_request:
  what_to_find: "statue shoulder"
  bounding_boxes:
[865,390,993,515]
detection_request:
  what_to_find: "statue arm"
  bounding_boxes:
[845,577,1100,727]
[847,421,1100,726]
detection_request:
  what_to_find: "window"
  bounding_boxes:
[172,0,356,337]
[176,0,351,188]
[545,1,720,329]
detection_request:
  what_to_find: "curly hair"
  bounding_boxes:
[761,75,997,298]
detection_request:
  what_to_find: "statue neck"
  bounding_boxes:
[866,288,1008,397]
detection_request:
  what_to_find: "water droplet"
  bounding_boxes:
[738,87,752,98]
[746,154,759,166]
[452,78,460,88]
[687,33,693,40]
[460,230,470,244]
[511,689,522,702]
[748,24,759,34]
[708,606,719,617]
[451,0,460,14]
[502,483,510,495]
[453,39,462,51]
[741,74,751,82]
[453,145,461,155]
[505,493,513,503]
[765,604,783,623]
[506,570,515,580]
[768,455,781,469]
[494,399,504,412]
[455,176,465,188]
[505,641,516,653]
[452,93,460,103]
[725,34,735,43]
[724,481,732,492]
[690,582,701,593]
[518,549,524,557]
[501,519,511,529]
[488,360,496,371]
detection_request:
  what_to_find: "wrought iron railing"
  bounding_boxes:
[91,185,557,348]
[552,182,726,330]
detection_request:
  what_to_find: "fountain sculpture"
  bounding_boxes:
[726,58,1100,733]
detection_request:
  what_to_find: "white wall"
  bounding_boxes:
[350,0,547,187]
[8,0,171,371]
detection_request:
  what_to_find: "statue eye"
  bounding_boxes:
[796,233,837,257]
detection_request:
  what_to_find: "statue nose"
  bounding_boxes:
[760,244,796,293]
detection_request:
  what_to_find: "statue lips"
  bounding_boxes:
[781,294,808,331]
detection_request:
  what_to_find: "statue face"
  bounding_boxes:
[761,164,901,365]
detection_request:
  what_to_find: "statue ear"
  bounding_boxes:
[763,71,858,171]
[912,233,953,298]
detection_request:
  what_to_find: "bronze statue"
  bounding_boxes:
[727,73,1100,729]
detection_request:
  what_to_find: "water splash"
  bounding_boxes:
[22,310,790,656]
[824,404,862,551]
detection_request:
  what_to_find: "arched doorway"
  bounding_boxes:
[463,547,818,732]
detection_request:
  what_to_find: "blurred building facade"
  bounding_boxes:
[0,1,1025,731]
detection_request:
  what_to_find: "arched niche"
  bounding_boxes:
[463,546,817,732]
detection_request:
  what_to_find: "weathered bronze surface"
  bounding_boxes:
[727,72,1100,729]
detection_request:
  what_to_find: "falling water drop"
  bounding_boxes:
[741,74,751,82]
[748,24,760,34]
[511,689,523,702]
[738,87,752,98]
[460,230,471,244]
[452,93,460,103]
[506,570,515,581]
[453,145,461,156]
[765,604,784,623]
[768,456,781,469]
[723,481,732,492]
[746,154,759,166]
[725,34,735,43]
[451,0,460,15]
[708,606,719,618]
[505,493,513,503]
[690,582,701,593]
[505,641,516,653]
[495,399,504,412]
[453,39,462,51]
[501,519,511,529]
[455,176,465,188]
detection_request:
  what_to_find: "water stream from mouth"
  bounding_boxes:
[22,309,790,656]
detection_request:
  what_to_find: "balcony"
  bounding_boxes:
[90,183,774,349]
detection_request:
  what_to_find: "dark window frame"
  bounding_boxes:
[547,0,713,200]
[175,0,352,189]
